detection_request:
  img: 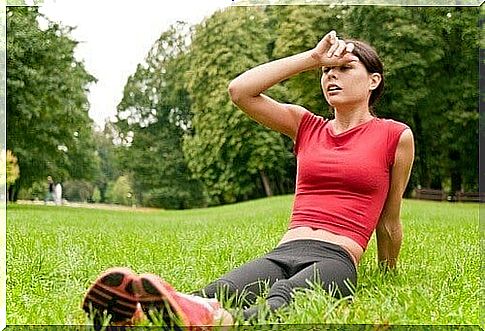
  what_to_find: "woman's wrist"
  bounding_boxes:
[294,49,323,71]
[230,49,321,98]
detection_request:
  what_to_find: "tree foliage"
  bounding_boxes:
[105,175,135,206]
[6,7,98,200]
[92,128,121,203]
[114,22,207,209]
[6,150,20,187]
[183,7,294,205]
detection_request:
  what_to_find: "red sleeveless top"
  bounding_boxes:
[290,111,409,249]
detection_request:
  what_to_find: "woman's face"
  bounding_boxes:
[321,60,380,109]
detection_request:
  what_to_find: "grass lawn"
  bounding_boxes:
[5,196,482,327]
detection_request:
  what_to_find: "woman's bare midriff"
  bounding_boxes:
[278,227,363,266]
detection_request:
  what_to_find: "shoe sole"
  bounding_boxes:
[82,267,139,328]
[136,274,188,330]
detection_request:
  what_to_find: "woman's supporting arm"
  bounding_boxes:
[376,129,415,270]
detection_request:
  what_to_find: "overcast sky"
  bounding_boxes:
[39,0,232,128]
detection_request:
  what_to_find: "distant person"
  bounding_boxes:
[55,182,62,205]
[44,176,55,204]
[82,30,414,328]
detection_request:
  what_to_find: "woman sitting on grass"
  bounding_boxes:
[83,30,414,328]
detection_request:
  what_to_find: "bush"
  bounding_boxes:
[141,186,207,210]
[17,181,45,201]
[105,175,135,206]
[92,187,101,203]
[63,180,94,202]
[6,150,20,187]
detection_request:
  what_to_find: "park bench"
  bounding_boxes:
[455,191,485,203]
[414,189,446,201]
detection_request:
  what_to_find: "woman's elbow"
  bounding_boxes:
[228,79,242,104]
[377,219,402,241]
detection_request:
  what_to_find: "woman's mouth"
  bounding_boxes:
[327,84,342,94]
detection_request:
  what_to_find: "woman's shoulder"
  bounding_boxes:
[294,111,330,153]
[301,110,328,122]
[298,110,329,131]
[374,117,410,131]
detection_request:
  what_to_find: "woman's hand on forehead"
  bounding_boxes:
[311,30,358,67]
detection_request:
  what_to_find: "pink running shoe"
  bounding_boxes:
[82,267,140,329]
[135,273,222,330]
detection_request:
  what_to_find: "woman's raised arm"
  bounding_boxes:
[228,31,357,140]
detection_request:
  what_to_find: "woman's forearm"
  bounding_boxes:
[376,221,403,270]
[228,50,320,101]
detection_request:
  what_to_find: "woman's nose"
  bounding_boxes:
[323,70,337,83]
[327,68,338,78]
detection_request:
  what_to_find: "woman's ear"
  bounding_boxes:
[369,73,382,91]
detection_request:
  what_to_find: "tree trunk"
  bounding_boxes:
[8,184,17,202]
[449,150,462,196]
[451,171,462,194]
[413,112,430,188]
[260,170,273,197]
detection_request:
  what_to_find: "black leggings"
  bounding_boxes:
[195,240,357,320]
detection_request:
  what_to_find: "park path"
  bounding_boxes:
[15,200,161,212]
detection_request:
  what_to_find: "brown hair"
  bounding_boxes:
[345,39,384,108]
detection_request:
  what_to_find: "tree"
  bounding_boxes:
[114,22,207,209]
[92,128,121,203]
[183,7,294,205]
[6,7,97,200]
[425,7,479,193]
[6,150,20,188]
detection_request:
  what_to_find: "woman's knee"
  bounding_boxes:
[199,278,258,307]
[199,279,238,299]
[323,277,356,298]
[266,279,295,307]
[239,279,294,321]
[312,262,357,298]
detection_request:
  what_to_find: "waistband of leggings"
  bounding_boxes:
[278,239,356,271]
